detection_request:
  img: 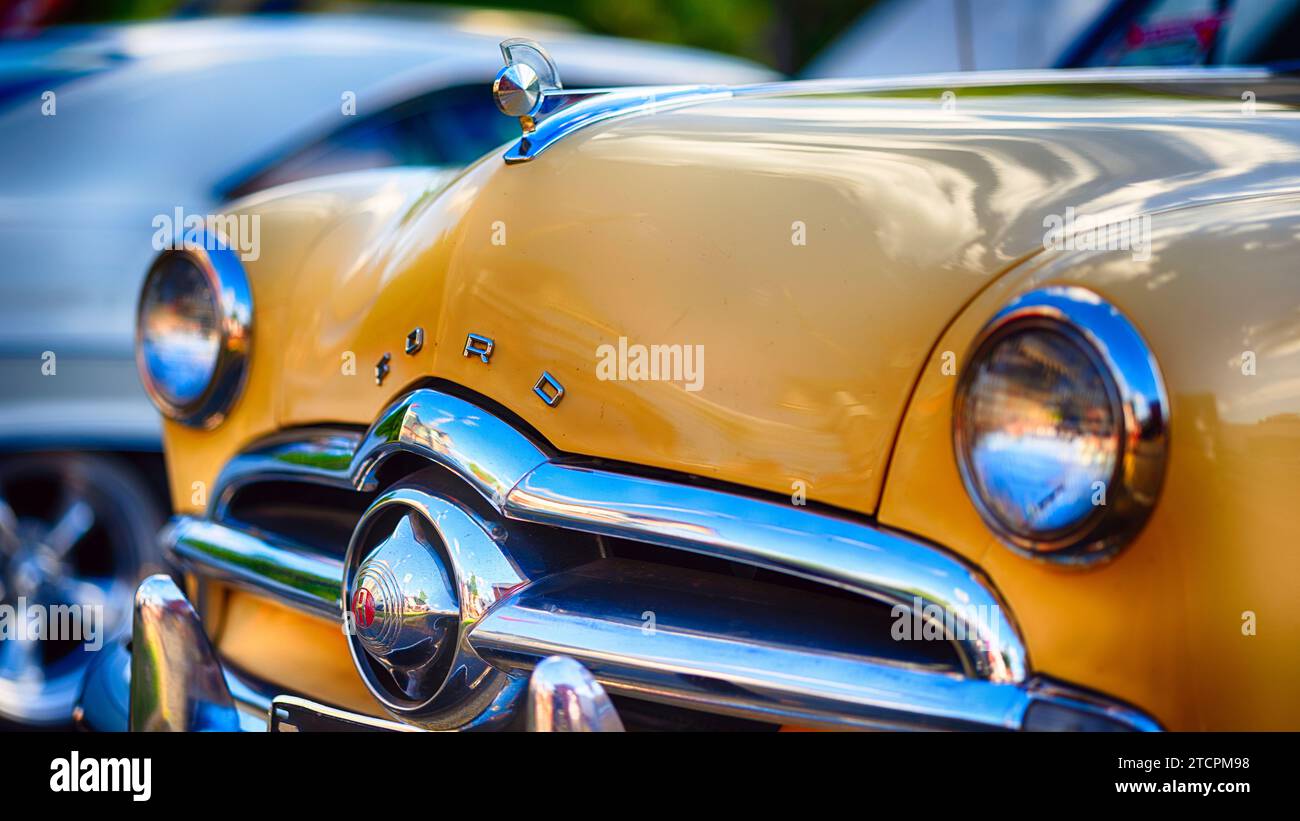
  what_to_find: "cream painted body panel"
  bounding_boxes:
[161,81,1300,728]
[163,168,457,510]
[883,195,1300,730]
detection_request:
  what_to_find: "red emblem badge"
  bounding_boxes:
[352,588,375,629]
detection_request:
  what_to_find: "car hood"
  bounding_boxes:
[222,74,1300,517]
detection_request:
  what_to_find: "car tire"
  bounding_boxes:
[0,453,164,726]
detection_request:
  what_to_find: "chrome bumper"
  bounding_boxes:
[77,575,629,733]
[123,386,1159,732]
[153,520,1160,731]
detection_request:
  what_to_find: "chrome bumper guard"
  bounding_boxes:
[77,575,629,732]
[135,387,1159,732]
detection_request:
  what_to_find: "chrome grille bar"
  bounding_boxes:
[506,462,1025,683]
[167,517,342,619]
[152,387,1180,732]
[195,387,1027,684]
[469,559,1024,730]
[159,387,1169,730]
[211,391,549,516]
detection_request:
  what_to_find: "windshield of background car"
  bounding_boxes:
[1073,0,1300,67]
[223,83,520,200]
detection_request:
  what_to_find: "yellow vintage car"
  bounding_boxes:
[104,41,1299,732]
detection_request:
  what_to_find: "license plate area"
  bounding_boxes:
[269,696,420,732]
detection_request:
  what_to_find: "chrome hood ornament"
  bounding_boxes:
[492,38,563,133]
[491,38,730,165]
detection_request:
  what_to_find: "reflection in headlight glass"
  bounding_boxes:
[962,328,1118,539]
[141,255,220,408]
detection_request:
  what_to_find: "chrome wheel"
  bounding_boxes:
[0,454,162,725]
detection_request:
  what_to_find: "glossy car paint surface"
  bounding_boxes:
[884,195,1300,731]
[217,590,382,716]
[161,75,1300,729]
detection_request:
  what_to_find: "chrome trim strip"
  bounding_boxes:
[211,429,361,518]
[166,517,342,619]
[469,560,1158,730]
[503,85,731,163]
[499,66,1274,164]
[729,66,1275,101]
[505,463,1026,683]
[212,390,549,515]
[470,568,1027,731]
[1024,680,1163,733]
[351,391,548,505]
[270,695,422,732]
[476,612,1026,730]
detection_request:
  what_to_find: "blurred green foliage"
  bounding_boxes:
[55,0,879,73]
[484,0,875,72]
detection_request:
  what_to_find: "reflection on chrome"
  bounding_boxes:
[963,327,1120,536]
[340,481,526,728]
[202,388,1029,685]
[506,462,1025,684]
[526,656,625,732]
[955,287,1169,563]
[129,575,239,732]
[138,254,221,407]
[135,228,253,430]
[159,387,1174,730]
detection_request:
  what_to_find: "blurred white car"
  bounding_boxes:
[0,11,774,726]
[807,0,1300,76]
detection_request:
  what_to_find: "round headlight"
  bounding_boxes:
[954,287,1168,563]
[139,255,220,407]
[135,234,252,429]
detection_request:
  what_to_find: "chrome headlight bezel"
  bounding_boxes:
[953,286,1169,564]
[135,231,252,429]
